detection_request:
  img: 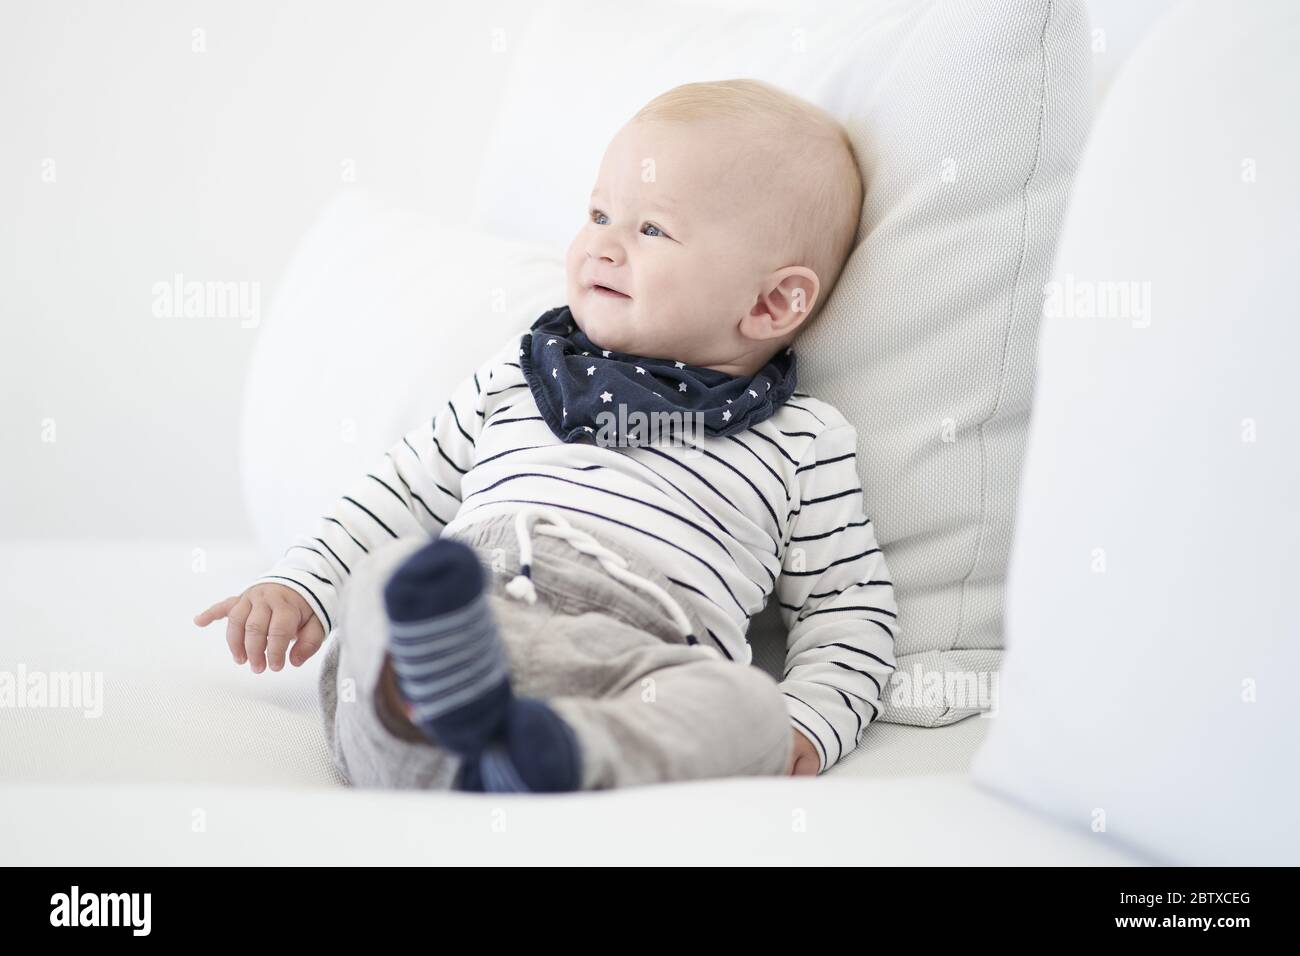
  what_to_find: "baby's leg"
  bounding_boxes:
[327,536,790,792]
[380,535,582,793]
[536,613,794,789]
[322,536,463,790]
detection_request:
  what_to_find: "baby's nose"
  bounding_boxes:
[588,239,625,265]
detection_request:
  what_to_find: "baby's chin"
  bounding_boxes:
[570,296,639,353]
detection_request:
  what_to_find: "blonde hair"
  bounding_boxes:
[632,79,863,324]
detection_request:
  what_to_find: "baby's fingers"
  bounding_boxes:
[193,596,239,627]
[264,602,298,672]
[242,601,271,674]
[289,616,326,667]
[224,596,252,665]
[791,753,819,776]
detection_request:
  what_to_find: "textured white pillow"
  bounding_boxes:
[239,192,564,561]
[970,0,1300,864]
[474,0,1091,725]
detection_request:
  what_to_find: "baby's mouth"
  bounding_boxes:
[591,283,631,300]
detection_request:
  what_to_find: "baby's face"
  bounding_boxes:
[565,119,781,368]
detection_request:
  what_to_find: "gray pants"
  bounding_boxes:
[319,511,793,791]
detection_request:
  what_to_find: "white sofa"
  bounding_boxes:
[8,0,1291,865]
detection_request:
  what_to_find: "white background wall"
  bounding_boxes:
[0,0,1172,540]
[1,0,527,538]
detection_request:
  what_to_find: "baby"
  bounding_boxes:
[195,79,898,792]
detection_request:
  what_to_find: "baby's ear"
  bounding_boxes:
[780,269,820,323]
[746,267,819,340]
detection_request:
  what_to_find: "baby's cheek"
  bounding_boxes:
[564,240,585,280]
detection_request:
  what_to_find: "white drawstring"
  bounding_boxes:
[504,505,698,643]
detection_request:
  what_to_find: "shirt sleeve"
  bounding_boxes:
[248,331,523,636]
[774,421,899,773]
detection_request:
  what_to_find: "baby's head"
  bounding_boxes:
[565,79,862,376]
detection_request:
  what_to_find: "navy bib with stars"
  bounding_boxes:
[518,305,797,445]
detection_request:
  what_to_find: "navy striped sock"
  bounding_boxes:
[476,697,583,793]
[383,536,511,756]
[383,536,583,793]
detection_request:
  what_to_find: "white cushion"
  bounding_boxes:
[239,191,564,561]
[473,0,1091,725]
[970,0,1300,864]
[0,775,1137,865]
[1083,0,1180,101]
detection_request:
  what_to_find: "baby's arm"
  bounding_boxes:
[195,331,521,672]
[774,421,898,773]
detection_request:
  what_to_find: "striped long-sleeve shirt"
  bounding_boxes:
[253,329,898,772]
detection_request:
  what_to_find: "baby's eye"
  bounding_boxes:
[641,222,667,238]
[590,209,609,225]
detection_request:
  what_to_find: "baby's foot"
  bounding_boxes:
[475,697,584,793]
[383,536,512,754]
[372,653,427,743]
[383,536,583,793]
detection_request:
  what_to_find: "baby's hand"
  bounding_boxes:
[193,583,325,674]
[786,729,820,776]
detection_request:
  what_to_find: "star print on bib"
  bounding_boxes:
[518,305,797,445]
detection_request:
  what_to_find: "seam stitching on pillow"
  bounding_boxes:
[951,0,1055,655]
